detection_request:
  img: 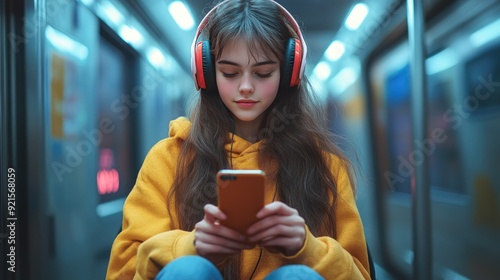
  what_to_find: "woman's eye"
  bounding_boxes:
[222,72,237,78]
[257,72,272,78]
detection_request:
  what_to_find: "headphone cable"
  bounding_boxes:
[224,107,236,169]
[249,248,263,280]
[249,184,278,279]
[229,130,235,169]
[228,115,235,169]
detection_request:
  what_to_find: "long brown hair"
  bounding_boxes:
[168,0,357,278]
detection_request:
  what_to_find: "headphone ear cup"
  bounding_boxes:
[282,38,302,88]
[201,41,216,91]
[195,41,216,91]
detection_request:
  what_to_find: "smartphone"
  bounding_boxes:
[217,169,266,235]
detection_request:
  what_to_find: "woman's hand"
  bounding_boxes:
[194,204,253,265]
[246,201,306,256]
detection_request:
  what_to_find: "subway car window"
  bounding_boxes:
[374,55,466,195]
[44,21,99,279]
[464,45,500,113]
[367,1,500,278]
[96,34,135,206]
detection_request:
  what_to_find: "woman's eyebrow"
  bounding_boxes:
[253,60,277,67]
[217,60,240,66]
[217,60,278,67]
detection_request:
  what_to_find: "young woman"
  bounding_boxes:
[106,0,371,279]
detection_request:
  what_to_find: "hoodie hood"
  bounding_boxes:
[168,116,191,140]
[168,116,262,158]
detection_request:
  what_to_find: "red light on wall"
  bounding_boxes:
[97,169,119,195]
[97,148,119,195]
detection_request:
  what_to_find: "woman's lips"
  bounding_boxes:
[235,100,258,108]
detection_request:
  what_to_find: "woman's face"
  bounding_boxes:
[216,38,280,129]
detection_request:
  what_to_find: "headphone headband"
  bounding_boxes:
[190,0,308,90]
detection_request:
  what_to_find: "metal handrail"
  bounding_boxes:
[406,0,432,279]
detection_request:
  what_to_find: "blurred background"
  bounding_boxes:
[1,0,500,279]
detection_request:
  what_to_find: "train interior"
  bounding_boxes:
[1,0,500,279]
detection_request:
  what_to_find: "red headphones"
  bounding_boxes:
[190,0,308,91]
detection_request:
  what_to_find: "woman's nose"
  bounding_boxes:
[239,74,254,95]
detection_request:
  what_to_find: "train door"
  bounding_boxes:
[92,24,140,275]
[366,0,500,279]
[2,0,187,278]
[2,1,35,279]
[42,2,100,279]
[0,2,15,279]
[40,1,138,279]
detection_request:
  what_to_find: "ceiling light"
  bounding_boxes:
[119,25,144,49]
[45,25,89,60]
[325,40,345,61]
[345,3,369,31]
[80,0,95,6]
[147,47,174,71]
[426,48,458,75]
[99,1,124,26]
[313,61,332,80]
[147,47,166,68]
[168,1,195,31]
[331,67,358,94]
[469,18,500,47]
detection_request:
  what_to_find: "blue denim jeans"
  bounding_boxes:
[155,255,324,280]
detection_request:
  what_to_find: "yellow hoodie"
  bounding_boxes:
[106,117,371,280]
